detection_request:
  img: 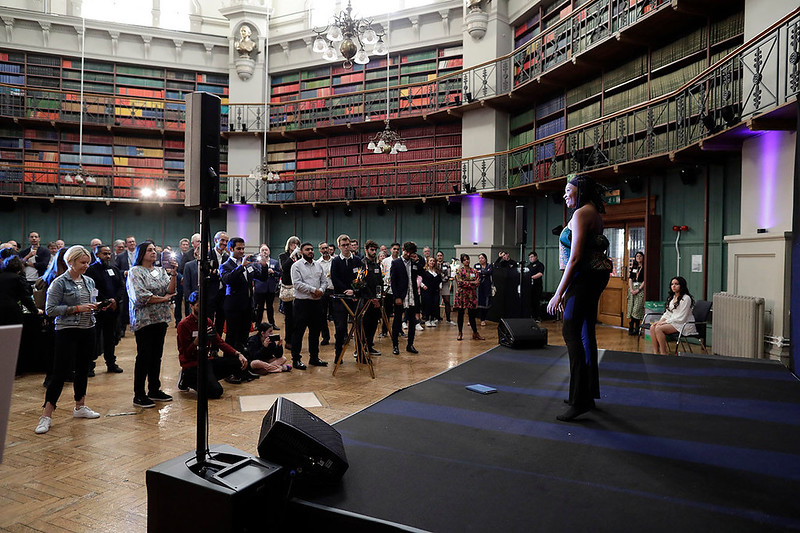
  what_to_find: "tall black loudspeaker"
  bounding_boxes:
[258,397,349,483]
[185,92,221,208]
[515,205,527,245]
[498,318,548,349]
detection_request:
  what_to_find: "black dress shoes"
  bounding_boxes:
[292,360,307,370]
[107,364,124,373]
[368,347,381,356]
[392,345,400,355]
[320,339,330,346]
[406,345,419,354]
[309,358,328,367]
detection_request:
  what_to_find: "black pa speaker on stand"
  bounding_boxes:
[147,94,286,533]
[498,318,548,349]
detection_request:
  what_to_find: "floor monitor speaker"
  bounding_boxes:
[184,92,221,208]
[258,397,349,483]
[498,318,547,349]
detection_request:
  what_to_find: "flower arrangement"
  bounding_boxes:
[351,267,367,291]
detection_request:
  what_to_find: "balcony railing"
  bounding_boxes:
[0,85,228,131]
[0,164,185,202]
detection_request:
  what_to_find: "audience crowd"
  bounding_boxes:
[3,230,550,435]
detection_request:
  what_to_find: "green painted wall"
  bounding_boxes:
[523,158,741,299]
[261,201,461,257]
[0,199,225,249]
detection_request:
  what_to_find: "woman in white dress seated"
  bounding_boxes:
[650,276,696,355]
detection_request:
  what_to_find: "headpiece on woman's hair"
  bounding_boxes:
[567,173,607,214]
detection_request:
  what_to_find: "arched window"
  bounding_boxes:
[83,0,153,27]
[160,0,192,31]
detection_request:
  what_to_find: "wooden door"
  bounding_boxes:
[596,197,660,326]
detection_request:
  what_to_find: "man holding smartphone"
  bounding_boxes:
[86,244,125,374]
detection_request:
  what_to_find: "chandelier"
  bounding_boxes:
[249,159,280,181]
[367,120,407,155]
[65,16,97,187]
[366,17,406,155]
[311,1,387,69]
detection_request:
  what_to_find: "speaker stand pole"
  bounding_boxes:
[196,205,211,463]
[519,242,525,319]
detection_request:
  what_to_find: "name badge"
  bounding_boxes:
[151,269,160,278]
[91,288,99,299]
[107,269,115,277]
[352,268,359,273]
[192,330,198,337]
[374,268,380,274]
[246,266,254,273]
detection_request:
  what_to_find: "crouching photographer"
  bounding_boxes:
[246,322,292,374]
[176,291,248,399]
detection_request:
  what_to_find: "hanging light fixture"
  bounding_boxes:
[248,18,279,187]
[312,0,386,69]
[366,16,406,155]
[72,16,96,188]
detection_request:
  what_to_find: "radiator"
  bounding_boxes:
[712,292,765,359]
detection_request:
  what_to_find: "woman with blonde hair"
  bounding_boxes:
[36,246,101,434]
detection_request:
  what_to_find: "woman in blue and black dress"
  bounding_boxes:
[475,253,493,326]
[547,175,612,422]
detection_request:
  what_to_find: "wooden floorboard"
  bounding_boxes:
[1,315,653,531]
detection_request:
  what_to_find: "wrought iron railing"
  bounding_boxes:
[0,164,186,202]
[0,84,228,131]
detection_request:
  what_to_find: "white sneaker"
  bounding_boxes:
[73,405,100,419]
[402,322,408,330]
[447,320,457,326]
[424,320,432,327]
[415,323,424,331]
[432,320,439,327]
[35,416,51,434]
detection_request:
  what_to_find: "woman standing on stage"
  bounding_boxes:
[454,254,484,341]
[35,246,100,434]
[547,175,612,422]
[127,241,177,408]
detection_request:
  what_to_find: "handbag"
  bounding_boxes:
[279,282,295,302]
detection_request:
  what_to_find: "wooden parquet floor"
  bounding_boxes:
[1,316,649,532]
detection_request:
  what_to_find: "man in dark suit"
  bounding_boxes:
[220,237,268,352]
[391,241,421,355]
[86,244,125,374]
[330,234,362,364]
[182,246,201,305]
[209,231,229,335]
[113,235,136,338]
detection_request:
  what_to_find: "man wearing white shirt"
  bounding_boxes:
[316,242,333,345]
[290,242,329,370]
